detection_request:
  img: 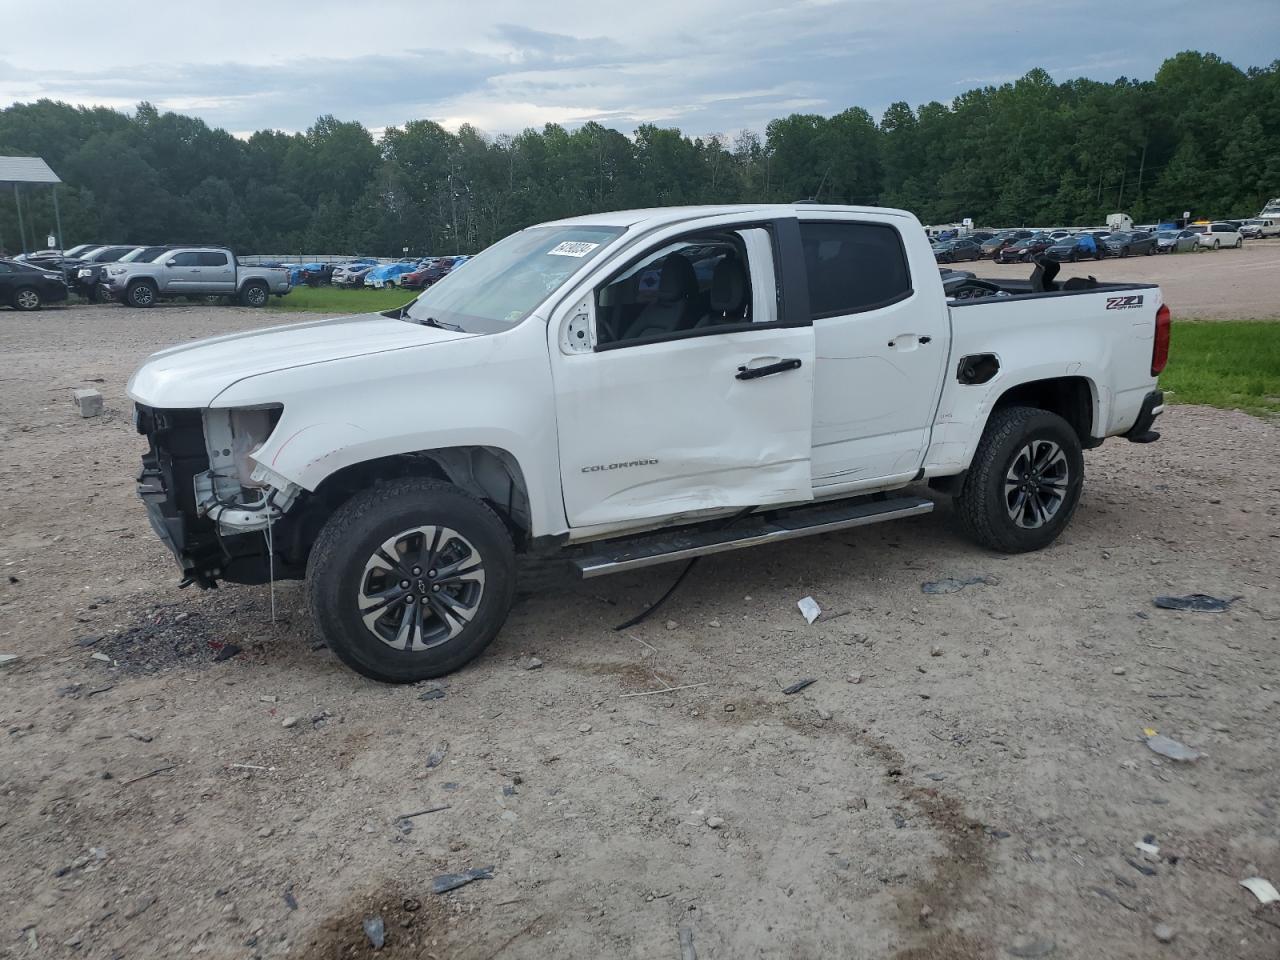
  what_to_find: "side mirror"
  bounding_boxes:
[166,259,177,267]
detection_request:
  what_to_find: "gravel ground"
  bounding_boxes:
[1,289,1278,960]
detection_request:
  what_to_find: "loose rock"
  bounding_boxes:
[281,717,299,729]
[362,915,385,949]
[1153,923,1175,944]
[520,656,544,671]
[706,816,725,829]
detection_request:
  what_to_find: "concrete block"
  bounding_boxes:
[72,388,103,418]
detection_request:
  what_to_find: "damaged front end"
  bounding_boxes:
[135,403,301,587]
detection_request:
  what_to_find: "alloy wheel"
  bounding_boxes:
[16,289,39,309]
[357,526,486,652]
[1003,440,1069,529]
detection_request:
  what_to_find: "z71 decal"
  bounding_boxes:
[1105,295,1145,310]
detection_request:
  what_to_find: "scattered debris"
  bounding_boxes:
[398,805,451,820]
[1005,936,1056,957]
[283,890,298,911]
[362,915,386,949]
[431,865,494,894]
[124,896,156,920]
[281,717,299,729]
[708,619,721,628]
[929,645,943,657]
[847,671,863,684]
[1153,594,1237,612]
[91,652,112,663]
[1240,877,1280,905]
[1153,923,1176,944]
[72,388,104,418]
[618,682,709,699]
[665,619,678,631]
[922,575,996,595]
[212,642,242,662]
[1112,666,1126,675]
[797,596,822,624]
[1090,886,1137,911]
[705,816,725,829]
[425,743,449,768]
[781,678,817,695]
[1145,734,1201,762]
[723,703,735,712]
[122,765,177,786]
[926,772,946,782]
[1125,856,1157,877]
[126,729,152,743]
[578,723,592,733]
[1135,840,1160,858]
[679,925,697,960]
[0,653,18,669]
[75,634,103,647]
[519,656,543,671]
[418,688,446,701]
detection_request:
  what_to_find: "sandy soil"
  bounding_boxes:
[1,296,1278,960]
[970,238,1280,319]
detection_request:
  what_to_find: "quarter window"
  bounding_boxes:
[799,222,912,318]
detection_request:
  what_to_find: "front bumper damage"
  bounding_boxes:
[135,404,302,587]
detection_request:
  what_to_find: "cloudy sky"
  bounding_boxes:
[2,0,1276,138]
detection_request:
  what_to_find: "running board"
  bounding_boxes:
[572,496,934,579]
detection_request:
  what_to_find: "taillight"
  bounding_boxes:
[1152,303,1171,375]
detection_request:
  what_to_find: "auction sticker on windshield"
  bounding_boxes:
[548,241,600,257]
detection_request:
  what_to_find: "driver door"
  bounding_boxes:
[549,220,816,530]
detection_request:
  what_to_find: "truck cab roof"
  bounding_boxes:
[544,203,917,231]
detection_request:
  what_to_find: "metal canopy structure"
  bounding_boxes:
[0,156,64,255]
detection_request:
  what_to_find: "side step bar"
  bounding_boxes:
[572,495,934,578]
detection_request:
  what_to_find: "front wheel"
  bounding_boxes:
[1234,238,1243,249]
[954,406,1084,554]
[306,478,517,683]
[126,280,157,308]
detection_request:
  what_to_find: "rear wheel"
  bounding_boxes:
[13,287,41,311]
[306,478,516,683]
[1234,237,1243,249]
[1212,239,1220,250]
[955,406,1084,554]
[239,282,268,307]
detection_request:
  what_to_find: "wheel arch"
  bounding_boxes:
[282,445,535,565]
[990,375,1098,447]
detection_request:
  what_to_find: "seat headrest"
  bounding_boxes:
[656,254,697,302]
[709,257,747,314]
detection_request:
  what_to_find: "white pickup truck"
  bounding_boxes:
[128,204,1168,682]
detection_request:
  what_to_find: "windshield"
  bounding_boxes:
[404,224,623,333]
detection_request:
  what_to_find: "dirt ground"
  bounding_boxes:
[974,237,1280,319]
[1,272,1278,960]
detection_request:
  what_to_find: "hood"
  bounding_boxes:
[128,312,474,408]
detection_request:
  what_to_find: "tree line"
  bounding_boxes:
[0,51,1275,257]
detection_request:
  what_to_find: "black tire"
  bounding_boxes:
[954,406,1084,554]
[12,286,42,311]
[1120,247,1130,258]
[1069,252,1078,263]
[306,478,516,683]
[1234,238,1243,249]
[239,282,268,307]
[126,280,157,308]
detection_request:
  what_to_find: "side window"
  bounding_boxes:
[168,252,199,267]
[799,222,912,319]
[0,263,10,274]
[198,252,229,267]
[595,231,759,347]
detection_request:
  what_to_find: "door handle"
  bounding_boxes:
[736,358,802,380]
[887,335,932,348]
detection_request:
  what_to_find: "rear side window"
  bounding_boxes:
[197,252,229,267]
[799,222,912,318]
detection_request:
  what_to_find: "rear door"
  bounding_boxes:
[799,217,950,490]
[198,251,236,293]
[550,218,816,529]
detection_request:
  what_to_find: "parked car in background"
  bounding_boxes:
[1191,222,1243,250]
[401,256,464,289]
[0,258,68,310]
[979,230,1033,258]
[102,247,290,307]
[364,260,422,288]
[334,262,378,287]
[1105,231,1156,257]
[22,242,105,277]
[1241,218,1279,238]
[996,234,1054,263]
[931,238,982,263]
[1155,229,1198,254]
[968,231,995,243]
[72,245,155,300]
[1047,230,1073,241]
[1045,234,1105,262]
